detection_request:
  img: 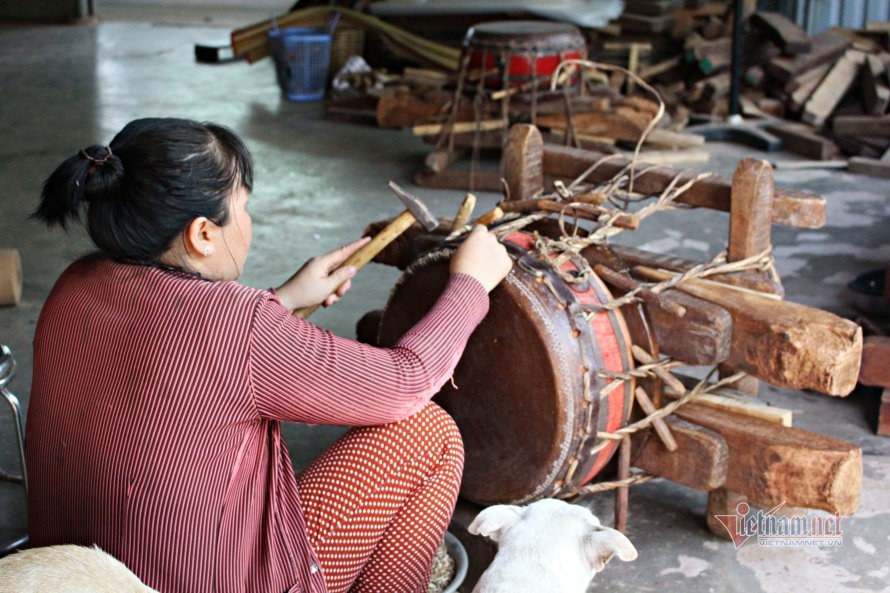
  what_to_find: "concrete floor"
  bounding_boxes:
[1,4,889,592]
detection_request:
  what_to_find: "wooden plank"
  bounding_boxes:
[632,266,863,396]
[859,335,890,387]
[665,382,793,426]
[848,156,890,179]
[787,63,833,112]
[833,115,890,137]
[750,11,811,55]
[675,404,861,515]
[772,160,848,170]
[802,50,867,127]
[412,119,506,136]
[541,143,827,228]
[502,124,543,203]
[765,122,841,160]
[766,29,852,82]
[632,416,729,490]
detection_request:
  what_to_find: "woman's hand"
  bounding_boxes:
[450,225,512,292]
[276,237,372,311]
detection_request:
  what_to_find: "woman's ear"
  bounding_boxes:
[183,216,216,258]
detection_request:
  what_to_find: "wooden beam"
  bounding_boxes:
[584,247,734,366]
[632,416,728,490]
[729,159,773,265]
[541,143,827,228]
[502,124,543,203]
[543,143,825,228]
[674,403,861,515]
[632,266,863,397]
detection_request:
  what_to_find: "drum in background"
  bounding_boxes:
[377,231,634,505]
[463,20,586,89]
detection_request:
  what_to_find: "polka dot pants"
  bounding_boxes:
[295,402,464,593]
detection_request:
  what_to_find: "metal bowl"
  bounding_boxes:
[441,532,468,593]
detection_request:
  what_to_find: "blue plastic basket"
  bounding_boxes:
[268,27,332,101]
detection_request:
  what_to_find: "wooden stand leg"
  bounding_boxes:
[707,488,748,539]
[879,388,890,437]
[614,436,631,533]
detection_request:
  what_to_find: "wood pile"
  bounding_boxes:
[597,3,890,175]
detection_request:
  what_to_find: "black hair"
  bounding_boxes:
[34,117,254,263]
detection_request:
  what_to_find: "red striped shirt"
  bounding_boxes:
[26,256,488,593]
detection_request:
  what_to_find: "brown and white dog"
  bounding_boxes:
[0,544,158,593]
[468,498,638,593]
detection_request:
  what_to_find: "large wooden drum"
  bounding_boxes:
[378,231,634,505]
[463,20,586,89]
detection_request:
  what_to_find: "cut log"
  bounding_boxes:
[802,50,868,127]
[750,11,811,55]
[674,404,861,515]
[632,416,728,490]
[766,29,852,82]
[632,266,863,396]
[542,143,826,228]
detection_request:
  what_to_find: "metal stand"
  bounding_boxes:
[685,0,782,152]
[1,344,28,554]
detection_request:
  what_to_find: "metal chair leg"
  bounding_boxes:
[0,344,28,555]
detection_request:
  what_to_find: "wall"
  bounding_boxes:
[0,0,88,22]
[759,0,890,34]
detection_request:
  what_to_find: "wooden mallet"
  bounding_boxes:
[293,181,439,319]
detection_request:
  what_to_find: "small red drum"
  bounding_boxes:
[377,231,634,505]
[463,20,586,89]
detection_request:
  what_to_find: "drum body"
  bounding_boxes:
[463,20,586,88]
[377,232,634,505]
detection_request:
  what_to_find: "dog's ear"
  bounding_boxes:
[468,504,523,543]
[583,525,638,572]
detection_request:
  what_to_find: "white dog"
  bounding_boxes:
[0,544,159,593]
[468,498,637,593]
